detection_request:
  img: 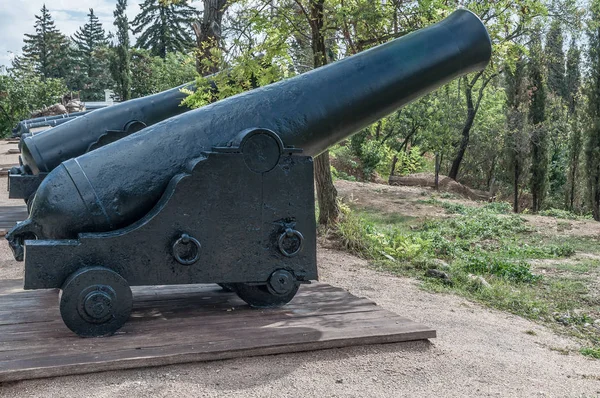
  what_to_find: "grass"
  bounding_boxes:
[581,347,600,359]
[538,208,593,220]
[332,197,600,356]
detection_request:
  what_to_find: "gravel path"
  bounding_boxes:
[1,145,599,397]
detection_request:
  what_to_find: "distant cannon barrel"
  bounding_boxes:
[12,111,91,138]
[19,82,199,175]
[9,9,491,247]
[20,115,81,135]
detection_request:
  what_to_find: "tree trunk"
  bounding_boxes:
[513,160,520,213]
[569,162,577,211]
[434,153,440,190]
[193,0,228,74]
[389,155,398,177]
[309,0,338,225]
[315,151,339,224]
[449,81,476,180]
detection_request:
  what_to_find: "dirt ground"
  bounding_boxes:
[1,144,600,397]
[336,179,600,238]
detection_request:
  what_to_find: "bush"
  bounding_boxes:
[459,254,540,283]
[336,208,429,261]
[538,208,590,220]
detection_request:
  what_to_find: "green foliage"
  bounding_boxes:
[585,0,600,221]
[580,347,600,359]
[565,38,581,115]
[110,0,132,101]
[336,206,429,262]
[70,9,113,101]
[460,254,540,283]
[130,49,197,97]
[0,68,67,136]
[538,208,588,220]
[528,25,549,212]
[545,19,566,99]
[13,5,71,80]
[132,0,198,59]
[335,191,600,353]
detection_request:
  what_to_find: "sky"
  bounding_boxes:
[0,0,203,69]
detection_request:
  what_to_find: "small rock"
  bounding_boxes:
[432,259,450,270]
[468,274,491,289]
[426,269,451,283]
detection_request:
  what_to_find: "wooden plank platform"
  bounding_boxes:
[0,279,435,382]
[0,206,28,231]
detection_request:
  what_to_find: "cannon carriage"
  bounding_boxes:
[7,9,492,337]
[23,128,316,336]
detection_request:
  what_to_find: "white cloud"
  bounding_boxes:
[0,0,203,68]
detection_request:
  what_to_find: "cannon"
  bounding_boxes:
[11,111,92,138]
[7,10,491,337]
[8,81,201,205]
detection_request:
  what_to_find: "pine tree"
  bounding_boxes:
[132,0,198,59]
[16,5,70,79]
[528,26,548,213]
[565,38,581,115]
[545,19,566,99]
[111,0,132,101]
[505,53,529,213]
[564,38,582,210]
[585,0,600,221]
[72,9,107,78]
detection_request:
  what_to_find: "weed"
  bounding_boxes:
[539,208,592,220]
[581,347,600,359]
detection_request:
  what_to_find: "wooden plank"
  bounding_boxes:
[0,280,435,382]
[0,206,28,230]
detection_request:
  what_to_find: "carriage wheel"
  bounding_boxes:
[233,270,299,308]
[60,267,133,337]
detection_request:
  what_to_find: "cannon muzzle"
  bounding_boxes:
[8,9,491,257]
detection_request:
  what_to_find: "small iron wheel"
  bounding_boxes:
[233,270,299,308]
[218,283,236,292]
[60,266,133,337]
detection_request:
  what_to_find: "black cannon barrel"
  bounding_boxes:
[10,9,491,244]
[12,111,91,137]
[22,115,81,133]
[20,82,197,174]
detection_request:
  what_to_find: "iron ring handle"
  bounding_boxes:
[173,233,201,265]
[278,228,304,258]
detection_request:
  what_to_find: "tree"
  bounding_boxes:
[71,9,112,100]
[14,5,70,79]
[447,0,545,181]
[565,38,581,115]
[585,0,600,220]
[111,0,132,101]
[72,9,107,78]
[308,0,339,225]
[0,65,67,136]
[132,0,198,59]
[564,38,582,210]
[130,50,197,97]
[193,0,229,74]
[528,25,549,212]
[504,51,529,212]
[566,110,583,210]
[545,18,566,99]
